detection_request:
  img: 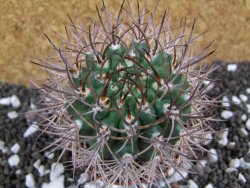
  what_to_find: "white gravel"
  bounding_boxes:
[30,102,37,110]
[222,96,230,108]
[10,95,21,108]
[34,159,50,176]
[196,160,207,174]
[38,165,50,176]
[201,133,213,146]
[110,43,121,50]
[0,97,11,105]
[0,140,8,153]
[187,180,199,188]
[227,64,237,72]
[8,154,20,167]
[15,169,21,175]
[239,128,248,137]
[42,175,64,188]
[247,104,250,113]
[84,180,105,188]
[227,141,236,149]
[232,96,241,104]
[241,114,247,121]
[207,148,218,163]
[50,163,64,181]
[246,118,250,130]
[217,128,229,146]
[205,183,214,188]
[34,159,41,169]
[229,158,240,168]
[0,140,5,151]
[239,94,248,102]
[77,173,90,185]
[168,170,188,182]
[225,167,238,174]
[246,88,250,94]
[10,143,20,153]
[238,173,246,183]
[41,163,65,188]
[23,122,39,137]
[7,111,18,119]
[221,110,233,119]
[240,157,250,169]
[25,174,36,188]
[45,152,55,159]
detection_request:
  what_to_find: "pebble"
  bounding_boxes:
[227,64,237,72]
[167,167,175,177]
[8,154,20,167]
[217,128,229,146]
[207,149,218,163]
[221,110,233,119]
[246,118,250,130]
[238,173,246,183]
[229,158,240,168]
[45,152,55,159]
[23,123,39,137]
[10,143,20,154]
[204,183,214,188]
[240,158,250,169]
[201,133,213,146]
[0,97,11,105]
[0,140,6,151]
[7,111,18,119]
[109,185,126,188]
[232,96,241,104]
[25,174,36,188]
[225,167,238,174]
[33,159,41,169]
[37,165,50,176]
[16,169,21,175]
[50,163,64,181]
[196,160,207,173]
[77,173,90,185]
[227,142,236,149]
[157,180,167,188]
[187,180,198,188]
[247,104,250,113]
[41,175,64,188]
[222,96,230,108]
[168,170,188,182]
[239,127,248,137]
[30,102,37,110]
[246,88,250,94]
[10,95,21,108]
[84,180,105,188]
[239,94,248,102]
[241,114,247,121]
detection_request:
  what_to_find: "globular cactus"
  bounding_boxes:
[32,1,217,187]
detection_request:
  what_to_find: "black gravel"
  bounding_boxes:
[184,62,250,188]
[0,62,250,188]
[0,84,81,188]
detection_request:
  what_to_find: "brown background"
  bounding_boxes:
[0,0,250,86]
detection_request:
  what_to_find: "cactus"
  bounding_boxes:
[32,1,218,187]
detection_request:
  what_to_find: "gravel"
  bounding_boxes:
[181,62,250,188]
[0,62,250,188]
[0,83,82,188]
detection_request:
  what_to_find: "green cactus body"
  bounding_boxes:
[67,41,191,162]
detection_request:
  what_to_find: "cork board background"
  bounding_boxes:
[0,0,250,86]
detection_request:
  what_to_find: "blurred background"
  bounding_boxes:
[0,0,249,86]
